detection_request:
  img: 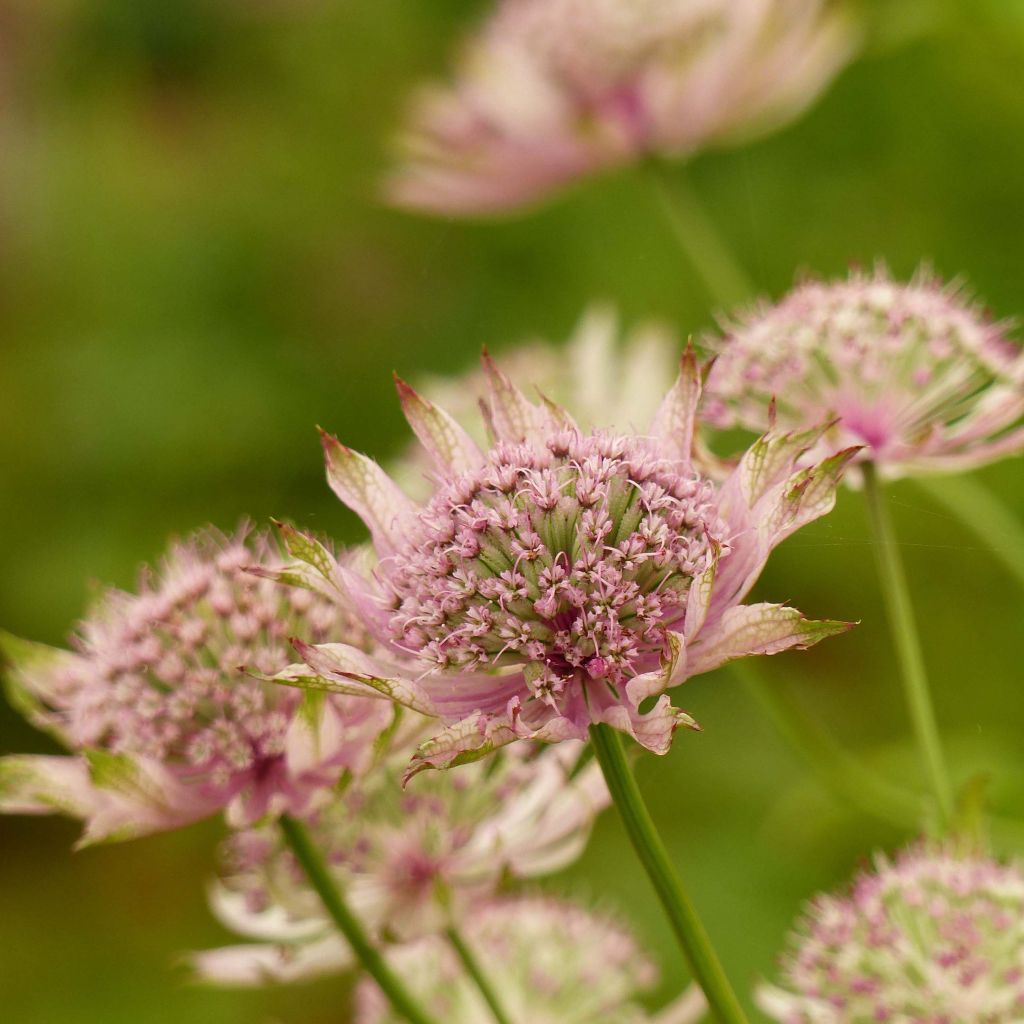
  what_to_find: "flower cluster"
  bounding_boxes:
[703,266,1024,477]
[759,846,1024,1023]
[354,897,705,1024]
[386,0,857,214]
[193,738,607,984]
[0,525,391,843]
[283,349,854,777]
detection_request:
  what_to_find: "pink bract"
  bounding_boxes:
[279,350,856,778]
[0,525,392,844]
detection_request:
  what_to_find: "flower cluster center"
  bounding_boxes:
[388,429,726,701]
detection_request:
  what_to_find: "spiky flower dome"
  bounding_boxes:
[703,267,1024,478]
[192,739,607,984]
[759,846,1024,1023]
[385,0,856,214]
[0,525,392,843]
[280,351,854,777]
[354,897,706,1024]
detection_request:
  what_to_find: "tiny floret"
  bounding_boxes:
[385,0,857,214]
[0,525,391,843]
[759,845,1024,1023]
[704,266,1024,477]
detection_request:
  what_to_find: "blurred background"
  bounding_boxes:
[2,1,1024,1020]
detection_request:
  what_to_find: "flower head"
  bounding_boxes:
[386,0,856,215]
[354,896,705,1024]
[704,267,1024,477]
[191,739,607,984]
[281,350,855,776]
[0,525,392,843]
[759,845,1024,1023]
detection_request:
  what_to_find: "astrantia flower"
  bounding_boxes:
[354,897,706,1024]
[759,845,1024,1023]
[386,0,856,215]
[0,525,392,843]
[192,739,607,984]
[703,267,1024,478]
[281,350,855,777]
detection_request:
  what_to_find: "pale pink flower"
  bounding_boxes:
[355,896,707,1024]
[191,739,607,984]
[703,266,1024,478]
[386,0,857,215]
[0,525,392,844]
[280,351,855,778]
[759,845,1024,1023]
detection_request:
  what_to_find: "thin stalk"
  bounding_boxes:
[279,815,440,1024]
[588,723,749,1024]
[445,925,515,1024]
[861,464,954,831]
[732,660,922,828]
[646,162,755,309]
[913,473,1024,591]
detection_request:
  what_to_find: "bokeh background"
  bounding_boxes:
[3,1,1024,1020]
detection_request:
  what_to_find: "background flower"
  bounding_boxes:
[702,266,1024,478]
[759,844,1024,1023]
[284,351,854,775]
[192,739,607,984]
[353,896,705,1024]
[386,0,858,214]
[0,525,392,843]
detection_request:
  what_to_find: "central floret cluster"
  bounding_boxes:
[389,430,728,701]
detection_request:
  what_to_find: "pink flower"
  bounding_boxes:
[281,350,855,778]
[704,266,1024,478]
[759,845,1024,1022]
[191,739,608,984]
[354,896,706,1024]
[385,0,857,215]
[0,525,392,844]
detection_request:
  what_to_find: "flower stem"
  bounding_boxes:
[861,463,954,831]
[913,473,1024,592]
[445,925,515,1024]
[732,660,921,828]
[588,723,749,1024]
[646,161,755,310]
[279,815,440,1024]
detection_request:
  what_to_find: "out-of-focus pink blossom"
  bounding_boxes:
[0,525,392,844]
[191,739,607,984]
[703,266,1024,478]
[280,349,855,778]
[759,845,1024,1023]
[386,0,857,215]
[355,896,706,1024]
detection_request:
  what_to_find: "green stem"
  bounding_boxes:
[588,723,749,1024]
[646,162,755,309]
[279,815,440,1024]
[861,464,954,831]
[913,473,1024,592]
[732,660,922,828]
[445,925,515,1024]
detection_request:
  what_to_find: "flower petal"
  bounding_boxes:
[687,602,854,676]
[284,640,439,717]
[188,935,350,987]
[320,430,416,557]
[648,346,702,467]
[395,375,485,474]
[480,349,566,444]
